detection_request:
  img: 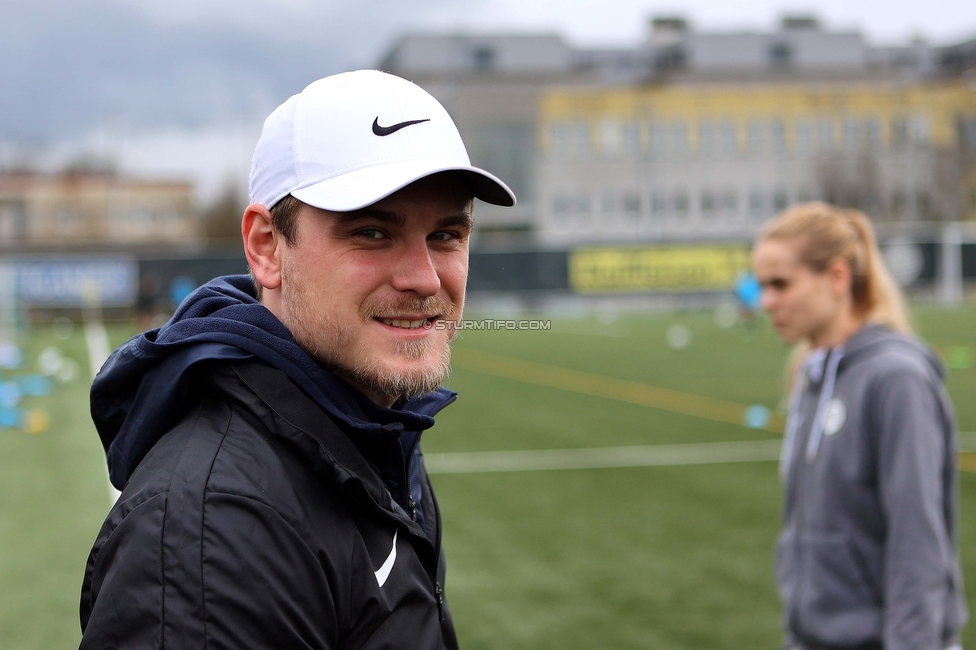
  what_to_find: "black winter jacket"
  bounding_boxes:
[80,360,458,649]
[80,276,461,649]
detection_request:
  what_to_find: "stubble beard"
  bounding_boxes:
[281,266,457,402]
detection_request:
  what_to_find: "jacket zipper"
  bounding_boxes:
[403,435,442,619]
[432,479,446,621]
[404,436,420,523]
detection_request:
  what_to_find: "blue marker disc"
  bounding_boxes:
[743,404,771,429]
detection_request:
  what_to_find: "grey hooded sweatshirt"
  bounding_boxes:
[777,324,967,650]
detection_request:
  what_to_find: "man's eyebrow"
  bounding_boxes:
[335,209,406,227]
[437,213,474,231]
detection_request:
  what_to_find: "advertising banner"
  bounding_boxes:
[569,245,752,293]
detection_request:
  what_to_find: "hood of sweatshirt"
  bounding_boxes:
[91,275,456,489]
[846,323,944,377]
[781,323,944,478]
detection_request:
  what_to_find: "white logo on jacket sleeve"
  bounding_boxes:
[823,398,847,437]
[374,529,398,588]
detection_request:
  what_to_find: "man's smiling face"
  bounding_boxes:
[275,173,473,405]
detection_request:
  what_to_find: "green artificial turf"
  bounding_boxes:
[0,307,973,649]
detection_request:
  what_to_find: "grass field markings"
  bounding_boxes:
[549,328,629,339]
[81,309,120,503]
[960,432,976,451]
[427,441,976,475]
[957,434,976,474]
[451,347,786,432]
[83,318,111,380]
[425,439,783,474]
[960,453,976,473]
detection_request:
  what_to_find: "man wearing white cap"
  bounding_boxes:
[80,70,515,649]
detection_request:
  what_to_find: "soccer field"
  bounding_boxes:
[1,307,975,648]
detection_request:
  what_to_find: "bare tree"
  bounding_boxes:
[203,183,246,247]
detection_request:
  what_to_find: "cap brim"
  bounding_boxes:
[290,160,516,212]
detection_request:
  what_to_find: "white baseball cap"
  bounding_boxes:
[248,70,516,212]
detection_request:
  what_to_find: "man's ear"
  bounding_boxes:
[242,203,281,291]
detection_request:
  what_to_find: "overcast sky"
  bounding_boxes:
[2,0,973,200]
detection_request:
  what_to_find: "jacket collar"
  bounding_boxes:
[227,361,440,540]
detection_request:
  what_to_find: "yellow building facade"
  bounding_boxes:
[536,79,976,245]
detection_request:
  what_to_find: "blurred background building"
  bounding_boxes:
[374,15,976,306]
[0,169,198,252]
[2,12,976,315]
[381,16,976,248]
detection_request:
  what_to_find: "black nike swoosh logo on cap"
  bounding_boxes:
[372,117,430,136]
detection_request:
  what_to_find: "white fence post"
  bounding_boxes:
[939,223,963,307]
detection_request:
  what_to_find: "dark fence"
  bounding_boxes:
[135,242,969,311]
[4,240,971,314]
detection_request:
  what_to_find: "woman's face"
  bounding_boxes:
[752,237,844,344]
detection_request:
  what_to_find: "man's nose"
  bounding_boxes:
[390,238,441,296]
[760,288,775,312]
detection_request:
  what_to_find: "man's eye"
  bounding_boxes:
[358,229,386,240]
[429,232,456,242]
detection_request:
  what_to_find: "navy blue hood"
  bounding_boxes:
[92,275,456,489]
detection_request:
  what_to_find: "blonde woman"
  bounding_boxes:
[752,203,967,650]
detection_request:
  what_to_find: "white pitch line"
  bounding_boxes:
[82,308,120,504]
[425,439,782,474]
[427,434,976,475]
[83,318,111,380]
[960,432,976,452]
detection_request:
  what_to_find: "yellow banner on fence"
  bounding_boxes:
[569,245,751,293]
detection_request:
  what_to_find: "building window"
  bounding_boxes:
[156,208,178,223]
[913,116,930,148]
[891,118,910,150]
[0,201,26,242]
[866,118,882,151]
[674,190,690,217]
[551,123,568,159]
[773,188,789,212]
[720,121,737,156]
[552,192,591,224]
[651,191,668,218]
[572,122,589,159]
[959,118,976,150]
[917,191,932,219]
[601,120,622,157]
[769,42,792,67]
[623,192,641,221]
[671,122,688,156]
[890,190,907,217]
[699,121,715,157]
[748,121,763,156]
[601,190,616,215]
[818,119,833,152]
[651,122,666,158]
[701,189,716,218]
[575,193,591,218]
[553,194,571,219]
[796,121,812,157]
[623,122,640,158]
[721,188,738,215]
[58,208,79,226]
[771,120,785,156]
[844,119,859,153]
[749,189,765,220]
[473,46,495,72]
